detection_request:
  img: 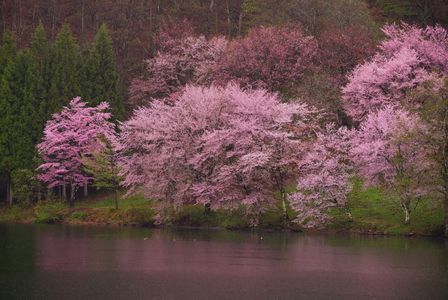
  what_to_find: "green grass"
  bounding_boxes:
[78,193,151,209]
[0,185,444,235]
[328,180,444,235]
[34,202,66,224]
[0,205,34,223]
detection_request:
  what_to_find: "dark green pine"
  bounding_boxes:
[84,23,125,120]
[0,49,40,179]
[30,23,51,136]
[0,31,17,179]
[47,23,81,116]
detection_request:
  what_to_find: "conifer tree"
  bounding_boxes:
[30,24,51,136]
[0,31,17,203]
[0,31,17,77]
[83,136,121,209]
[0,50,40,204]
[84,24,124,120]
[47,23,81,116]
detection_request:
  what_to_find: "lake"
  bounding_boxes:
[0,224,447,299]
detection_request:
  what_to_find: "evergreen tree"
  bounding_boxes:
[0,31,17,77]
[0,50,40,204]
[30,24,51,136]
[0,31,17,203]
[47,23,81,116]
[83,136,121,209]
[84,24,124,120]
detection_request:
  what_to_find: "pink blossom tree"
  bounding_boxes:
[289,125,353,229]
[37,97,116,207]
[350,106,434,224]
[117,84,315,222]
[130,32,227,106]
[215,25,318,93]
[342,23,448,122]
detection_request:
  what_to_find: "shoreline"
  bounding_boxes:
[0,210,443,238]
[0,191,444,238]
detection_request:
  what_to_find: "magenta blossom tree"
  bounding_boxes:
[342,23,448,122]
[130,33,227,106]
[350,106,434,224]
[117,84,315,223]
[215,25,318,93]
[37,97,116,207]
[289,125,353,229]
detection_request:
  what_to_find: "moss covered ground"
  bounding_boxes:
[0,185,444,236]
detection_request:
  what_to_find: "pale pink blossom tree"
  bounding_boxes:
[289,125,353,229]
[130,33,227,106]
[37,97,116,207]
[342,23,448,122]
[350,106,434,224]
[117,84,315,222]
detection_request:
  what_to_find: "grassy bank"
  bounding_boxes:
[0,185,444,236]
[329,181,444,236]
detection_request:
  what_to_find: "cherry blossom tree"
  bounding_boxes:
[350,106,434,224]
[117,84,315,222]
[289,125,353,228]
[130,33,227,106]
[37,97,116,207]
[215,25,318,93]
[342,23,448,122]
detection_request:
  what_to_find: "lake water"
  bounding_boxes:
[0,224,447,300]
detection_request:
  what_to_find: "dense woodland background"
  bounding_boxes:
[1,0,448,233]
[2,0,447,101]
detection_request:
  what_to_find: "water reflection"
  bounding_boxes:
[1,224,447,299]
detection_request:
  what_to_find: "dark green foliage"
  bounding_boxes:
[372,0,448,26]
[0,32,17,180]
[0,23,125,204]
[83,136,121,209]
[47,23,81,115]
[11,169,40,204]
[0,49,40,179]
[125,207,155,226]
[83,24,124,120]
[83,136,121,190]
[34,202,65,224]
[0,31,16,77]
[30,24,51,126]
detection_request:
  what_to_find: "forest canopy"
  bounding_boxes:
[1,0,448,235]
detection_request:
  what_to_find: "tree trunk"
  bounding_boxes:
[445,193,448,237]
[204,202,211,215]
[51,0,56,39]
[62,184,67,202]
[6,180,13,205]
[114,189,118,210]
[401,201,411,225]
[280,189,288,225]
[226,0,231,38]
[81,0,85,33]
[83,184,88,197]
[37,184,42,202]
[442,106,448,236]
[237,10,243,36]
[69,184,76,208]
[404,207,410,225]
